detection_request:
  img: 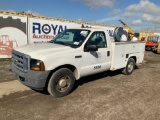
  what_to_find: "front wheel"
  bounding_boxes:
[48,68,75,97]
[122,58,135,75]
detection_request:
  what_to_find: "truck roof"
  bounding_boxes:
[69,27,109,31]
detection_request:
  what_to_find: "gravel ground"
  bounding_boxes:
[0,59,16,82]
[0,51,160,120]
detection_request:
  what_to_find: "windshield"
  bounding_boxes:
[51,29,90,47]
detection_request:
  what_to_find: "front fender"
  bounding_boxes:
[44,58,81,80]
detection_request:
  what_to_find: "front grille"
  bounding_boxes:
[12,50,30,72]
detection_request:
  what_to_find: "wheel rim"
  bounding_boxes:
[56,75,71,92]
[128,62,134,73]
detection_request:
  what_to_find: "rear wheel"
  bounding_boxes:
[122,58,135,75]
[48,68,75,97]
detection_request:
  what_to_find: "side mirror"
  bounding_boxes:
[85,45,98,52]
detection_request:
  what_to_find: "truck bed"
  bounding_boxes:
[110,41,145,71]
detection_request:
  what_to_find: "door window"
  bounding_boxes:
[85,31,107,48]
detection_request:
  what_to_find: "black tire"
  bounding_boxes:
[145,46,152,51]
[122,58,135,75]
[48,68,75,97]
[153,50,157,54]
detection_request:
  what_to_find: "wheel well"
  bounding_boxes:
[45,65,77,90]
[130,56,137,63]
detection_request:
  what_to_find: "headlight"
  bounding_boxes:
[30,59,45,71]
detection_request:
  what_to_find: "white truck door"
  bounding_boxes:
[80,31,111,77]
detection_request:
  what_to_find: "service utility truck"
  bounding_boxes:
[11,27,145,97]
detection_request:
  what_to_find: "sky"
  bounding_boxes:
[1,0,160,32]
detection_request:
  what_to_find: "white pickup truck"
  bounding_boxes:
[11,27,145,97]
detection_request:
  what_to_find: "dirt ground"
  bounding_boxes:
[0,59,16,82]
[0,51,160,120]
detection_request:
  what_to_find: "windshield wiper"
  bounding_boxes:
[69,44,79,48]
[48,40,53,43]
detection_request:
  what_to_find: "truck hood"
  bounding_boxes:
[14,43,74,59]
